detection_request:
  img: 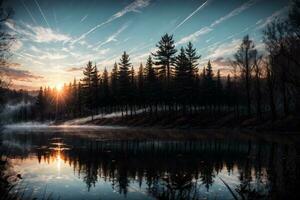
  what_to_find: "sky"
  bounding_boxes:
[2,0,290,90]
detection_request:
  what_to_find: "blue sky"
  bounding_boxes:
[4,0,289,90]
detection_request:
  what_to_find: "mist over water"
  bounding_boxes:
[62,108,148,125]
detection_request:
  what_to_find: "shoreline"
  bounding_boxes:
[71,112,300,133]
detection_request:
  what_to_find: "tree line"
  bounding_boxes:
[10,1,300,122]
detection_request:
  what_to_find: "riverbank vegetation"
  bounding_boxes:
[3,0,299,130]
[1,1,300,131]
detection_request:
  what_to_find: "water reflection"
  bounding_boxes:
[1,129,300,199]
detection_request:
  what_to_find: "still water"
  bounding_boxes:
[1,126,300,199]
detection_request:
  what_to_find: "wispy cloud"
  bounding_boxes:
[5,20,71,43]
[80,14,88,23]
[65,66,84,72]
[71,0,150,44]
[33,0,51,28]
[176,27,213,45]
[13,52,44,65]
[11,40,23,52]
[256,6,289,29]
[93,24,128,50]
[20,0,38,26]
[0,66,43,82]
[173,0,210,32]
[177,0,259,45]
[205,39,241,60]
[210,0,259,27]
[39,52,67,60]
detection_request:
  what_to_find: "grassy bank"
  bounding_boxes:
[83,112,300,132]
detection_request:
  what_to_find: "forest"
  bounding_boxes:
[1,1,300,129]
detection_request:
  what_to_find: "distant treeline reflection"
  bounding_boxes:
[2,131,300,199]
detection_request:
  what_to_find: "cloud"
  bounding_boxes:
[207,39,240,59]
[173,0,210,32]
[33,0,51,28]
[20,0,38,25]
[65,67,84,72]
[80,14,88,23]
[39,52,67,60]
[5,20,71,43]
[13,52,44,65]
[211,57,232,67]
[93,24,128,50]
[177,0,259,45]
[71,0,150,44]
[211,0,259,27]
[0,66,43,82]
[256,6,289,29]
[11,40,23,52]
[176,27,213,45]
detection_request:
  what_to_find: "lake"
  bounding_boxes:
[1,126,300,199]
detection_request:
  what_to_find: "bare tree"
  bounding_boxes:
[0,0,13,111]
[234,35,257,116]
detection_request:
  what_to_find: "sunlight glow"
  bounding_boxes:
[56,84,63,92]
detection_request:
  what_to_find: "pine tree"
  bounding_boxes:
[185,42,200,78]
[152,34,177,111]
[36,86,45,120]
[111,62,119,108]
[118,52,131,115]
[144,55,157,112]
[216,70,223,111]
[185,42,200,109]
[82,61,94,115]
[225,75,232,111]
[137,63,144,108]
[202,60,215,110]
[174,47,189,111]
[77,82,83,116]
[102,67,110,112]
[71,78,78,117]
[152,34,177,82]
[91,64,100,115]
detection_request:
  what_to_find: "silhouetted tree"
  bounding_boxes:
[118,52,131,116]
[234,35,256,116]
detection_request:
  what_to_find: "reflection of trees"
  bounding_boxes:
[1,131,300,199]
[200,162,215,191]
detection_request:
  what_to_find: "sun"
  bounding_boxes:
[56,84,63,92]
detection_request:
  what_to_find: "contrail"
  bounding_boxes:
[71,0,150,45]
[20,0,38,26]
[53,8,58,31]
[173,0,209,32]
[80,14,88,23]
[33,0,51,28]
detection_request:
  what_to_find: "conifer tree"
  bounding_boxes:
[111,62,119,110]
[144,55,157,112]
[216,70,223,111]
[102,68,110,112]
[152,34,177,82]
[91,64,100,115]
[174,47,189,111]
[202,60,215,110]
[82,61,94,115]
[36,87,45,120]
[185,42,200,108]
[137,63,144,108]
[118,52,131,115]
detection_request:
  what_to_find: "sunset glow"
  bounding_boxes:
[4,0,289,90]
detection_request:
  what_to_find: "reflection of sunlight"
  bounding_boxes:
[56,151,62,172]
[54,144,63,176]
